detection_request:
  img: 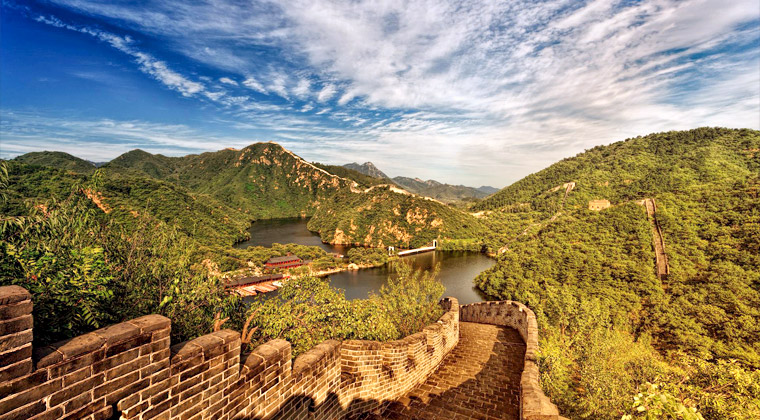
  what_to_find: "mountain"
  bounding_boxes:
[474,127,760,418]
[391,176,491,203]
[343,162,389,179]
[104,143,356,220]
[11,142,484,248]
[476,186,499,195]
[308,184,486,248]
[1,161,251,247]
[14,151,96,174]
[312,163,388,187]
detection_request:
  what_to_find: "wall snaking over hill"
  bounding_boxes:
[0,286,459,420]
[460,301,569,420]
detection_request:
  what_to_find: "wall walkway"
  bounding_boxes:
[0,286,565,420]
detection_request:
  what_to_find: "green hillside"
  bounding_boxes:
[308,185,486,248]
[1,161,250,247]
[14,151,96,174]
[476,127,760,419]
[105,149,182,179]
[475,127,759,212]
[104,143,356,219]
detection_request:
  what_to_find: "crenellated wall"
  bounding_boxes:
[0,286,460,420]
[460,300,568,420]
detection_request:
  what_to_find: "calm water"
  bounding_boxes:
[236,218,494,304]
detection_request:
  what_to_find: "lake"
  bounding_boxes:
[236,218,495,304]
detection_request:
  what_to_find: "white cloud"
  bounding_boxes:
[242,76,267,94]
[36,15,205,97]
[24,1,760,186]
[293,78,311,98]
[219,77,238,85]
[316,84,337,102]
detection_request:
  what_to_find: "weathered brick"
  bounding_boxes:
[0,377,61,414]
[0,400,45,420]
[93,370,138,399]
[0,369,47,398]
[0,343,32,367]
[28,406,63,420]
[105,354,149,381]
[92,322,140,345]
[49,349,105,379]
[54,332,105,360]
[49,374,103,407]
[59,398,105,420]
[0,300,33,320]
[106,333,151,357]
[62,366,91,387]
[127,315,170,335]
[0,315,32,336]
[0,359,32,383]
[93,347,139,373]
[0,286,30,306]
[63,391,92,414]
[91,405,113,420]
[0,329,33,354]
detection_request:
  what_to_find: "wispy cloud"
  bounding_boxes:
[219,77,238,86]
[9,0,760,186]
[35,15,205,97]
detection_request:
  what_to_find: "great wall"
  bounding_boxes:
[0,285,566,420]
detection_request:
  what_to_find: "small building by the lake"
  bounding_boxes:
[265,254,304,269]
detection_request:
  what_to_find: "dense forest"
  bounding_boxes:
[475,128,760,419]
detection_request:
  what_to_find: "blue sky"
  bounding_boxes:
[1,0,758,187]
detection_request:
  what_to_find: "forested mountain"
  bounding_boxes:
[343,161,389,179]
[103,143,356,219]
[1,161,251,247]
[308,184,486,248]
[476,127,760,419]
[14,151,96,174]
[392,176,492,203]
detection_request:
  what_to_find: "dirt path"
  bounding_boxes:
[644,198,670,280]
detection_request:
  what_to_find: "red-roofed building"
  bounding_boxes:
[265,255,303,269]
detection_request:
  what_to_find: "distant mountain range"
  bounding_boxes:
[341,161,497,203]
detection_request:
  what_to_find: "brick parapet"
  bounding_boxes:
[0,285,460,420]
[460,300,568,420]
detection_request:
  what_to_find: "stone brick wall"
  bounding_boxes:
[460,300,568,420]
[0,286,459,420]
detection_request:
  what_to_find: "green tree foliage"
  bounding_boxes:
[308,186,486,248]
[244,262,444,356]
[0,165,241,345]
[14,151,96,174]
[475,128,760,420]
[346,247,389,266]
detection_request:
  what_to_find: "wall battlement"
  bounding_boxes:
[0,286,460,420]
[1,286,566,420]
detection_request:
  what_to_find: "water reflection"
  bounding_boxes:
[237,218,494,304]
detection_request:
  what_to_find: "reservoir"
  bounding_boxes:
[236,218,495,304]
